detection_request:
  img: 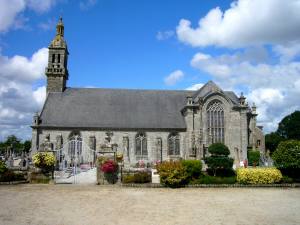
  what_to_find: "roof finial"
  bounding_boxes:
[56,16,64,37]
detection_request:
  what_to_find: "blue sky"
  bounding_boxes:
[0,0,300,141]
[3,0,232,89]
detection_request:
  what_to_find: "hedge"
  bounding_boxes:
[237,168,282,184]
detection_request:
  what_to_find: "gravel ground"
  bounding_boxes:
[0,185,299,225]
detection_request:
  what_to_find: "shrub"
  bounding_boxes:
[100,160,118,173]
[208,143,230,156]
[281,176,293,184]
[32,152,55,173]
[272,140,300,179]
[182,160,202,180]
[133,171,151,183]
[205,143,234,176]
[248,150,260,166]
[236,168,282,184]
[0,161,7,174]
[156,161,188,188]
[122,174,135,184]
[193,175,236,184]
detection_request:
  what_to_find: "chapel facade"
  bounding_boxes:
[31,18,265,167]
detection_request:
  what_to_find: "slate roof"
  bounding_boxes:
[39,88,194,130]
[38,82,240,130]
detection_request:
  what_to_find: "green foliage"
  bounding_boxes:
[277,111,300,140]
[265,132,285,155]
[0,170,25,182]
[133,171,151,183]
[281,176,293,184]
[272,140,300,178]
[208,143,230,156]
[205,143,233,176]
[272,140,300,169]
[23,140,31,153]
[156,161,188,188]
[192,175,236,184]
[122,172,151,184]
[237,168,282,184]
[248,150,260,166]
[0,135,31,155]
[122,174,135,183]
[0,161,8,174]
[182,160,202,180]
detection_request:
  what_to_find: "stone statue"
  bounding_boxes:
[56,135,63,150]
[40,134,53,151]
[122,136,129,162]
[156,137,162,162]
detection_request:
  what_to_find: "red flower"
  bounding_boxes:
[100,160,118,173]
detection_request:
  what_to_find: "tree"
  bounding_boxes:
[265,132,285,155]
[277,111,300,140]
[247,150,260,167]
[272,140,300,179]
[204,143,234,176]
[23,140,31,153]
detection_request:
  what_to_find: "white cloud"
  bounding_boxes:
[79,0,98,11]
[164,70,184,86]
[38,18,56,31]
[0,0,60,33]
[26,0,58,13]
[176,0,300,48]
[156,30,175,41]
[0,48,48,82]
[190,50,300,132]
[0,0,25,32]
[186,83,204,91]
[0,48,47,141]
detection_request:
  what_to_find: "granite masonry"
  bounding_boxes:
[31,18,265,167]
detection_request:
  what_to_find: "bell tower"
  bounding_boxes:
[45,17,69,93]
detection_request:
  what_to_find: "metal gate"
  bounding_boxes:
[53,136,97,184]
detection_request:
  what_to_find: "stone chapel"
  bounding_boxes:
[31,18,265,167]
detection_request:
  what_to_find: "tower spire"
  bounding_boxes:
[45,16,69,94]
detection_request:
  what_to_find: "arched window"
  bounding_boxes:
[57,54,61,63]
[207,101,225,143]
[168,133,180,155]
[52,54,55,63]
[135,133,147,156]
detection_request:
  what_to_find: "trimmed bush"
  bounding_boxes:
[248,150,260,166]
[133,171,151,183]
[208,143,230,156]
[237,168,282,184]
[272,140,300,179]
[205,143,234,176]
[122,174,135,184]
[156,161,188,188]
[194,175,236,184]
[182,160,202,180]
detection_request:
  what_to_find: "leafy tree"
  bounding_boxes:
[204,143,234,176]
[23,140,31,153]
[277,111,300,140]
[272,140,300,179]
[247,150,260,166]
[265,132,285,155]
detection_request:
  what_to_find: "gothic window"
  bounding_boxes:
[58,54,61,63]
[168,133,180,155]
[135,133,147,156]
[207,100,225,143]
[52,54,55,63]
